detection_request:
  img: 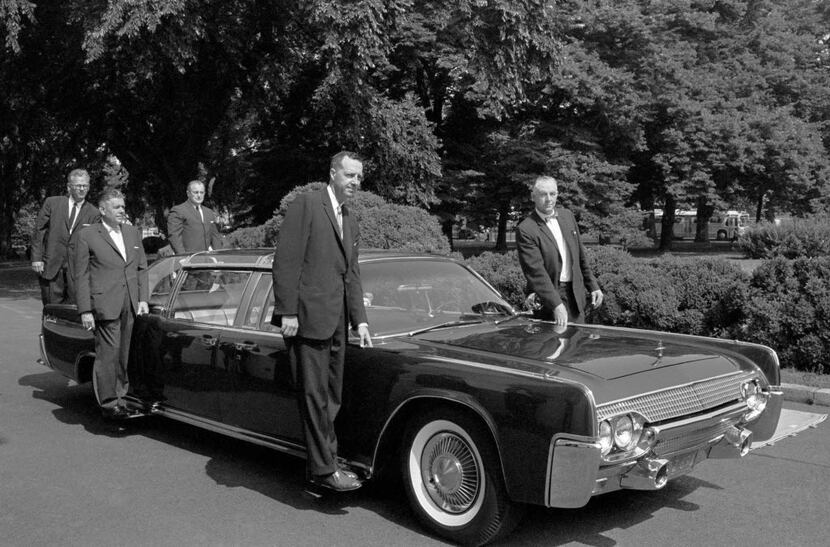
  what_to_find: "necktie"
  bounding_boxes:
[336,205,343,238]
[196,205,204,223]
[68,203,78,232]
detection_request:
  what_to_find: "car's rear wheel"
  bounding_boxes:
[400,408,522,546]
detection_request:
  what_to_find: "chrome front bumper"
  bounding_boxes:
[545,398,774,508]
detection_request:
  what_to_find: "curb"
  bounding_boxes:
[782,383,830,407]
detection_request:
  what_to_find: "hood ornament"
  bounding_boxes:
[655,340,665,359]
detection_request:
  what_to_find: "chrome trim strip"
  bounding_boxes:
[37,334,54,370]
[416,355,598,435]
[146,406,380,470]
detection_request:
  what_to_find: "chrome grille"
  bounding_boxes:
[653,421,733,457]
[597,372,753,422]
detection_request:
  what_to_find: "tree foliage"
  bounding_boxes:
[1,0,829,258]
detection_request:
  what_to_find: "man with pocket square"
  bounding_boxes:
[31,168,101,305]
[516,176,603,326]
[271,151,372,492]
[73,188,149,420]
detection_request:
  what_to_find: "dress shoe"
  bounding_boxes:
[101,406,130,420]
[101,406,142,420]
[337,467,359,481]
[308,470,362,492]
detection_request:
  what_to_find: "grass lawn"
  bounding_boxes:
[780,368,830,389]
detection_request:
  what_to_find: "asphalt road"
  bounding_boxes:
[1,265,828,546]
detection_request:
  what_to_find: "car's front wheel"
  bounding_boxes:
[400,408,522,546]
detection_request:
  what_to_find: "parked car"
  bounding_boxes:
[39,249,784,545]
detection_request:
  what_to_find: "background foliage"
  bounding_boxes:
[737,216,830,259]
[3,0,830,257]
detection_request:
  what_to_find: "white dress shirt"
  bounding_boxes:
[104,222,127,260]
[537,209,571,282]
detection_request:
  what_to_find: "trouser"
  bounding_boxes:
[39,266,72,306]
[93,292,135,410]
[287,306,347,477]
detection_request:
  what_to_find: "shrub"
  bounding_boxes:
[265,182,450,253]
[463,251,527,309]
[224,225,267,249]
[740,257,830,374]
[737,215,830,259]
[590,251,748,335]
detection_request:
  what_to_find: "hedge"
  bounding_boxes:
[464,248,828,373]
[737,215,830,259]
[740,257,830,374]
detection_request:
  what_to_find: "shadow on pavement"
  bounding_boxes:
[17,370,432,539]
[18,368,710,546]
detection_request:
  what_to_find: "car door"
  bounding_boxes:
[216,273,302,443]
[152,268,251,420]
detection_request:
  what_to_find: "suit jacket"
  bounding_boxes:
[73,222,149,321]
[270,188,367,340]
[166,201,223,254]
[515,208,599,318]
[31,196,101,279]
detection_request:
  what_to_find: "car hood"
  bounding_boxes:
[415,319,752,385]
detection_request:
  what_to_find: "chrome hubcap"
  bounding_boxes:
[420,432,480,513]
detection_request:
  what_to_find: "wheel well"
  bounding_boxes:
[373,398,505,483]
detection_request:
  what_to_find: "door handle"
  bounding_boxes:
[234,341,258,352]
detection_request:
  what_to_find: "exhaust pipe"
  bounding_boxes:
[709,426,753,459]
[620,458,669,490]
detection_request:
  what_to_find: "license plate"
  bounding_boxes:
[667,451,697,475]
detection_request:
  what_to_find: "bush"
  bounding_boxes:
[740,257,830,374]
[224,225,267,249]
[266,182,450,253]
[463,251,527,309]
[737,215,830,259]
[588,250,748,335]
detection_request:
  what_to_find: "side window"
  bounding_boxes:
[242,275,273,329]
[171,269,251,326]
[148,257,183,307]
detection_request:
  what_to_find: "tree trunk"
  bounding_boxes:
[659,196,676,251]
[755,191,765,223]
[695,198,714,242]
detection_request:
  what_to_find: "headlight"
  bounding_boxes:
[598,413,646,458]
[599,420,613,455]
[613,415,634,449]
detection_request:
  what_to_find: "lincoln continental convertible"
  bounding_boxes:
[39,249,783,545]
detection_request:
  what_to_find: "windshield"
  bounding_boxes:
[360,258,514,337]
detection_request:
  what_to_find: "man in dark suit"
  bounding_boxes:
[31,168,101,305]
[166,180,223,253]
[516,176,603,325]
[74,188,149,420]
[271,151,372,493]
